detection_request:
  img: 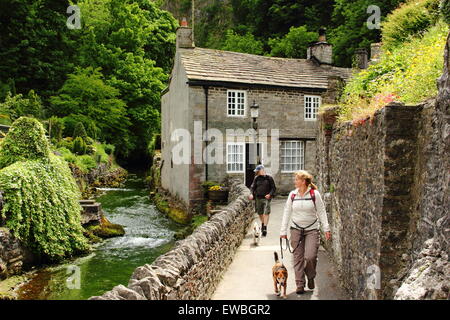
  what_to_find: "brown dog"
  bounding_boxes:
[272,252,288,298]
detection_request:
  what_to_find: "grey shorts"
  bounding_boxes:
[255,198,271,215]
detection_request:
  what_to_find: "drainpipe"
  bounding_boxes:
[203,86,209,181]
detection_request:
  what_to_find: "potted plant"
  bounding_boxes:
[207,184,229,202]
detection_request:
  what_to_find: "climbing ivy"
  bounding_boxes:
[0,117,89,261]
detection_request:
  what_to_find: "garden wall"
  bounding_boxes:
[89,179,254,300]
[317,43,449,299]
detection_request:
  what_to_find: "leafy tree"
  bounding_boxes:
[0,0,79,101]
[221,30,264,55]
[440,0,450,23]
[49,67,130,148]
[229,0,334,39]
[269,26,318,58]
[0,90,44,121]
[74,0,177,159]
[329,0,403,66]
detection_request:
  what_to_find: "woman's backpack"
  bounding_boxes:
[291,189,316,209]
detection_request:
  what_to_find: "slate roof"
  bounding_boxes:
[179,47,353,90]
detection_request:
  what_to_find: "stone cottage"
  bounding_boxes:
[161,23,353,214]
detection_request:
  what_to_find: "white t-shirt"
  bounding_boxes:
[280,187,330,236]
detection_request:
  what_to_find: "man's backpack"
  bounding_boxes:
[291,189,316,210]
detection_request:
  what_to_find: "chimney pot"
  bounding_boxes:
[176,18,194,49]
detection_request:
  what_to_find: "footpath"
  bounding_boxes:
[212,198,346,300]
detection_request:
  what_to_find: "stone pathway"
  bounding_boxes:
[212,199,347,300]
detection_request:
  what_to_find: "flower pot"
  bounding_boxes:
[208,189,229,202]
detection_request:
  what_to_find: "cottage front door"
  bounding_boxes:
[245,143,262,188]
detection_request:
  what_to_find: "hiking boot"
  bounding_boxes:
[262,225,267,237]
[296,287,305,294]
[307,278,315,290]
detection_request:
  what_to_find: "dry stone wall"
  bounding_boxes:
[316,34,449,299]
[89,180,254,300]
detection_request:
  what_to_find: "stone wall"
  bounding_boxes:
[317,42,449,299]
[392,33,450,300]
[89,180,254,300]
[317,103,423,300]
[0,228,35,280]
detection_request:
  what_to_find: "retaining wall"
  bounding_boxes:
[90,180,254,300]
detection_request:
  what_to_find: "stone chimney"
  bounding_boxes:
[307,28,333,65]
[354,48,368,69]
[176,18,195,49]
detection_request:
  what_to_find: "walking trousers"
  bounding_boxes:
[290,228,320,288]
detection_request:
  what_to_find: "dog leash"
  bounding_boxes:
[279,219,318,261]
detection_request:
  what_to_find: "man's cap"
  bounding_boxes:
[254,164,265,172]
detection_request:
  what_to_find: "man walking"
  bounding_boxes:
[248,165,276,237]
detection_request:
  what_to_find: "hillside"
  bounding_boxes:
[336,0,449,121]
[158,0,405,67]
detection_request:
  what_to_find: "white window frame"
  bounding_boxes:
[227,90,247,117]
[280,140,305,173]
[247,143,265,167]
[304,95,321,121]
[226,142,245,173]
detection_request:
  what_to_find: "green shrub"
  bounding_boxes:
[93,142,109,164]
[382,0,441,49]
[73,122,88,140]
[102,143,115,156]
[48,116,64,142]
[442,0,450,23]
[338,21,448,121]
[0,119,90,261]
[0,90,44,121]
[62,115,99,139]
[0,117,51,169]
[75,155,97,173]
[57,137,74,151]
[56,147,76,164]
[72,137,87,155]
[0,155,89,260]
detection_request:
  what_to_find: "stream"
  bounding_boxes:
[16,172,183,300]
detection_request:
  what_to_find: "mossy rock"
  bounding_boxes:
[153,193,190,225]
[82,229,103,244]
[86,216,125,239]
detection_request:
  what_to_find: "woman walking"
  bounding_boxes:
[280,170,331,294]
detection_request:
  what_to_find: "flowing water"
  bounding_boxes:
[17,173,182,300]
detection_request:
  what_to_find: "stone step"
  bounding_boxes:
[79,200,96,205]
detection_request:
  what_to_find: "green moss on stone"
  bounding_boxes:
[86,217,125,239]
